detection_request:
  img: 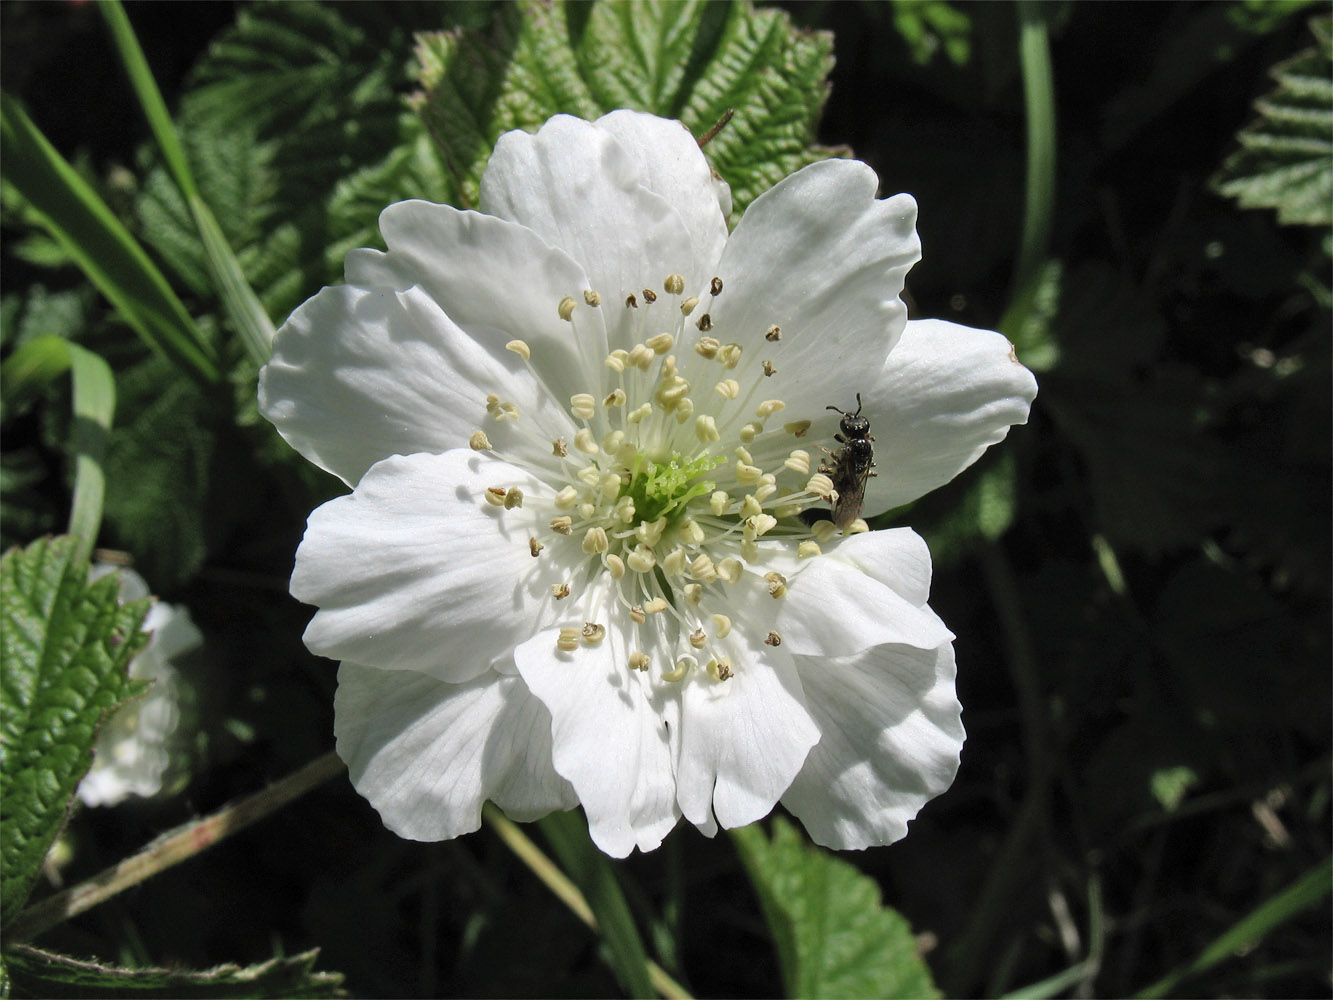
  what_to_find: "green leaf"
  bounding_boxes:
[0,537,149,927]
[414,0,842,220]
[3,943,344,998]
[889,0,973,67]
[538,811,655,1000]
[0,93,219,386]
[730,817,939,999]
[1213,16,1333,225]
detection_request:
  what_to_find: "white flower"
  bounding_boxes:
[78,568,202,808]
[260,112,1036,856]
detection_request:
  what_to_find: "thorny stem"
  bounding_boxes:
[482,805,693,1000]
[9,751,346,942]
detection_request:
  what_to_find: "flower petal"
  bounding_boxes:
[335,662,576,841]
[480,115,698,340]
[514,617,681,858]
[782,641,963,850]
[764,529,952,657]
[707,158,920,418]
[861,318,1038,514]
[593,110,729,274]
[294,450,561,683]
[344,201,609,399]
[260,284,578,486]
[674,632,819,832]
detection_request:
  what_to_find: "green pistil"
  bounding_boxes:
[623,452,724,524]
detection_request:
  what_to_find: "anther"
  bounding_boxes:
[735,461,762,484]
[738,421,763,443]
[798,540,821,558]
[715,379,740,399]
[663,548,687,576]
[485,487,507,507]
[689,554,718,582]
[664,274,686,295]
[505,340,531,360]
[550,516,573,535]
[626,294,638,308]
[696,313,713,332]
[707,657,733,682]
[629,651,651,672]
[557,627,581,652]
[604,553,626,579]
[785,420,812,437]
[695,414,721,443]
[642,288,658,303]
[605,349,629,372]
[718,559,743,584]
[582,622,606,645]
[554,486,578,509]
[662,655,694,682]
[529,537,544,557]
[683,584,703,606]
[688,628,707,648]
[627,403,653,424]
[552,438,569,457]
[709,491,730,516]
[629,604,647,624]
[679,519,705,544]
[570,394,596,420]
[695,336,720,359]
[573,428,599,454]
[604,388,626,407]
[765,631,782,647]
[470,430,492,451]
[718,343,743,368]
[582,527,608,554]
[627,545,657,573]
[785,450,811,474]
[845,518,870,534]
[747,514,777,536]
[806,473,836,499]
[756,399,786,419]
[645,332,674,354]
[765,324,781,341]
[680,296,699,316]
[762,361,777,377]
[627,344,655,370]
[578,502,596,520]
[764,572,788,599]
[740,494,764,518]
[645,597,670,615]
[503,488,524,509]
[558,296,577,320]
[710,276,724,296]
[583,289,602,307]
[553,583,571,600]
[812,520,838,543]
[711,613,733,638]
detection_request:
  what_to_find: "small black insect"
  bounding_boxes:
[821,393,876,529]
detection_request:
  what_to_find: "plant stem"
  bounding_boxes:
[9,751,346,942]
[483,806,693,1000]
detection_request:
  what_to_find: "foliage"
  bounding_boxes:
[0,0,1327,997]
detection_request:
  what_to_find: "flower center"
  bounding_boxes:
[472,272,868,685]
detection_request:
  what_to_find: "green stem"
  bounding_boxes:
[1013,0,1057,298]
[8,752,345,942]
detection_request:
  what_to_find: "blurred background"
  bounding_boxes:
[2,1,1328,996]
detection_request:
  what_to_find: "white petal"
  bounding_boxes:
[513,617,681,857]
[260,284,577,486]
[675,629,818,832]
[763,530,952,657]
[861,318,1038,514]
[344,201,608,399]
[708,158,920,416]
[335,662,576,841]
[294,451,562,683]
[593,111,729,273]
[782,642,963,850]
[480,115,698,340]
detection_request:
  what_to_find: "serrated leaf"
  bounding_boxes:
[731,817,939,999]
[414,0,842,220]
[0,537,149,927]
[1213,16,1333,225]
[3,943,344,999]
